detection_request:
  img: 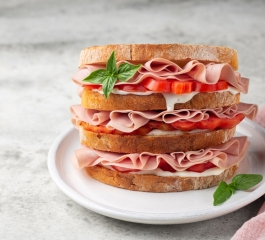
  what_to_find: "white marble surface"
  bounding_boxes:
[1,0,265,239]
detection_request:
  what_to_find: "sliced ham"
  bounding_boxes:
[71,136,249,171]
[70,103,257,133]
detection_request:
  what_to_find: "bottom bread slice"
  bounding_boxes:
[85,165,238,193]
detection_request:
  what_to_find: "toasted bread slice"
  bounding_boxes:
[79,44,238,70]
[85,164,238,192]
[81,88,240,111]
[79,125,236,153]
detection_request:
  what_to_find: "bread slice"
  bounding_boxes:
[85,164,238,192]
[79,125,236,153]
[79,44,238,70]
[82,88,240,111]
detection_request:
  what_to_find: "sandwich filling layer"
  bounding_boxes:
[71,136,249,174]
[71,103,257,134]
[73,58,249,93]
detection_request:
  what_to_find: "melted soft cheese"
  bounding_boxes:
[130,167,225,177]
[146,129,208,136]
[111,88,153,96]
[161,92,198,110]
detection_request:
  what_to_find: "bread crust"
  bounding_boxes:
[79,44,238,70]
[81,88,240,111]
[85,164,238,192]
[79,125,236,153]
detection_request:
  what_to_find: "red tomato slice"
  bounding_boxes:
[171,81,193,94]
[147,121,176,131]
[194,80,228,92]
[196,115,222,130]
[158,159,176,172]
[141,78,228,94]
[84,85,102,90]
[219,113,245,129]
[170,121,197,131]
[186,162,216,173]
[158,160,216,173]
[171,114,245,131]
[82,122,153,135]
[82,123,120,134]
[84,79,229,94]
[129,125,152,135]
[141,78,172,92]
[116,84,147,92]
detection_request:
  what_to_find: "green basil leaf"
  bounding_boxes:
[117,63,142,81]
[213,181,233,206]
[231,174,263,190]
[101,75,117,98]
[82,69,107,84]
[82,51,140,98]
[229,185,236,194]
[106,51,117,74]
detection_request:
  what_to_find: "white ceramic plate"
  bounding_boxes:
[47,119,265,224]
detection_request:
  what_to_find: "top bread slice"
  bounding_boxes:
[79,44,238,70]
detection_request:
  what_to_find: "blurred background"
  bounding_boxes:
[1,0,265,239]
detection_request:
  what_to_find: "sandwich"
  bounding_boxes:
[70,44,257,192]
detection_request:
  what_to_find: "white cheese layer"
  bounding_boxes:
[130,167,225,177]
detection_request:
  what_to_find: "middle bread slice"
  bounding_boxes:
[79,124,236,153]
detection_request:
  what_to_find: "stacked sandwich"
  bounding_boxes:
[70,44,257,192]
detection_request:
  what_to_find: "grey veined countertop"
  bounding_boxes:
[1,0,265,239]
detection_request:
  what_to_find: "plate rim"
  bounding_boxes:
[47,119,265,224]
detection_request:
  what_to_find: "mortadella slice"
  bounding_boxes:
[71,136,249,172]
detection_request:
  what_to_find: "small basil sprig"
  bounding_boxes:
[82,51,142,98]
[213,174,263,206]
